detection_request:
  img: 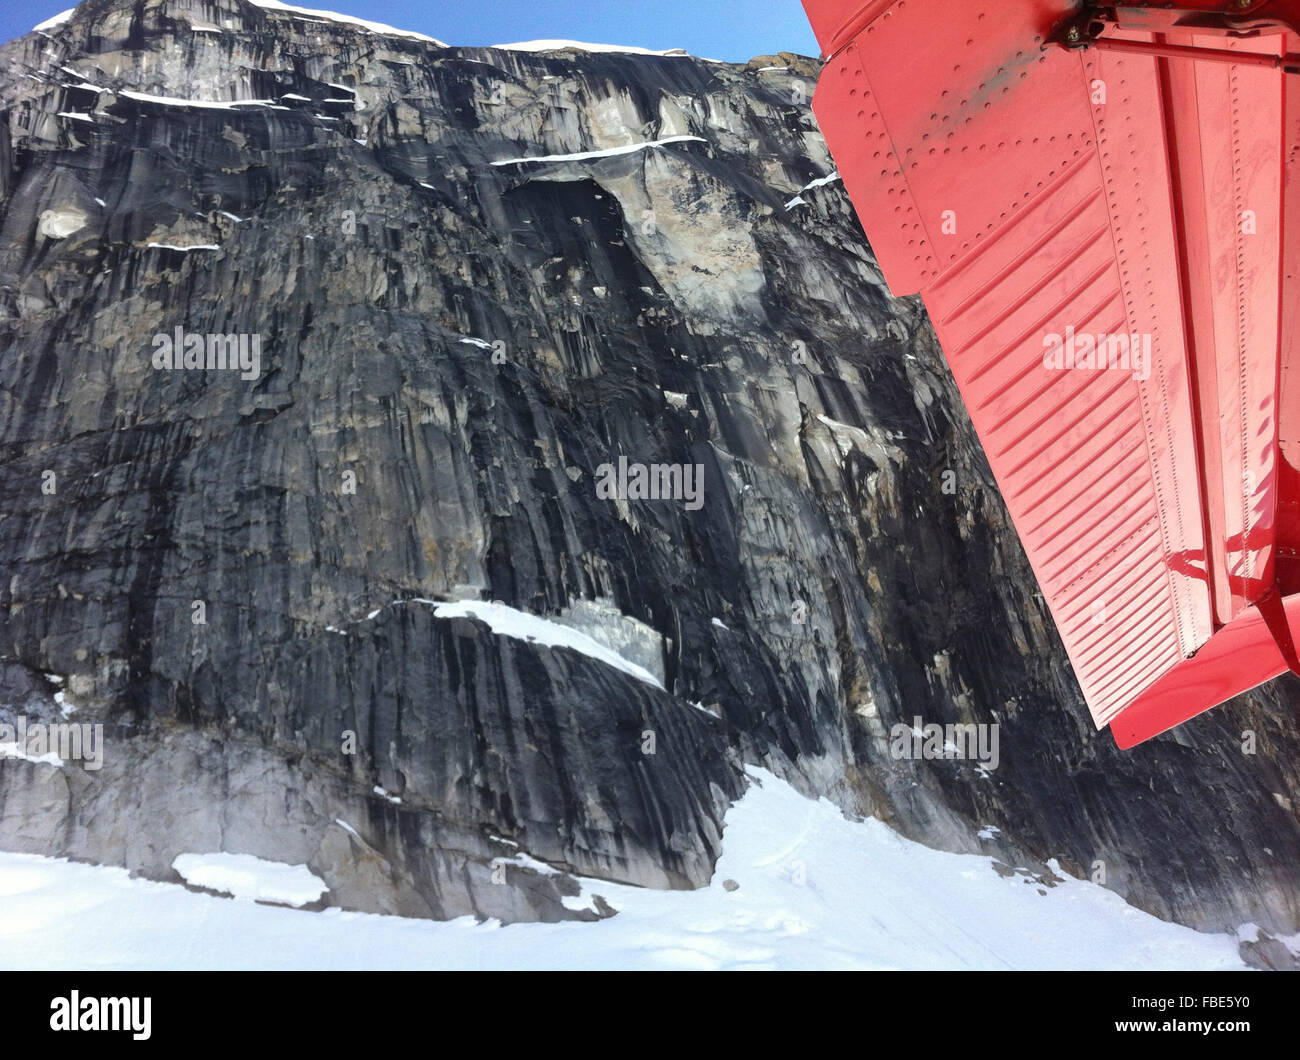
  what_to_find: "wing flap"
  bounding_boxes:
[804,0,1295,740]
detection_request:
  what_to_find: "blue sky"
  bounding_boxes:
[2,1,820,61]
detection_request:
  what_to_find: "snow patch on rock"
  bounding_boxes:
[171,853,327,907]
[430,599,665,690]
[492,40,690,57]
[32,9,74,33]
[492,135,707,167]
[247,1,447,45]
[785,171,841,210]
[37,205,88,239]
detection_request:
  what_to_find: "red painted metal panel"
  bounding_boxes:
[803,0,1300,744]
[1187,39,1283,613]
[803,0,886,56]
[1277,71,1300,592]
[1112,591,1300,748]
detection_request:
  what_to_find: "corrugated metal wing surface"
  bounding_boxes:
[804,0,1291,735]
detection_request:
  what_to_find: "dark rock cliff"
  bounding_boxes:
[1,0,1297,948]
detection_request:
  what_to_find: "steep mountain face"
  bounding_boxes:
[0,0,1297,950]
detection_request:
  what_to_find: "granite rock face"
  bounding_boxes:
[0,0,1298,947]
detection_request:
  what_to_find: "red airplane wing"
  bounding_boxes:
[802,0,1300,745]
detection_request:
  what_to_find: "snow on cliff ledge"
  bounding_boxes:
[30,5,704,56]
[32,8,74,33]
[491,39,691,57]
[429,599,665,690]
[247,1,447,44]
[29,5,718,61]
[34,2,448,45]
